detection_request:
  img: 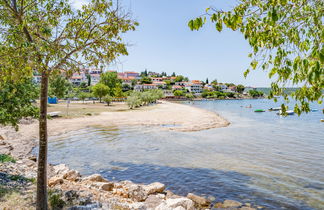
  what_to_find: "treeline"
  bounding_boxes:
[126,90,164,109]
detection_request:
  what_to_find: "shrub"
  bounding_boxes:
[0,154,16,163]
[103,95,113,106]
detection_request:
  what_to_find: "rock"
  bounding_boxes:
[91,182,114,191]
[240,207,256,210]
[64,190,79,202]
[28,156,37,162]
[187,193,210,207]
[82,174,108,182]
[0,141,6,145]
[126,184,148,202]
[63,170,81,181]
[53,164,70,175]
[48,176,64,187]
[0,135,4,140]
[144,194,164,209]
[144,182,166,195]
[213,202,223,208]
[156,198,195,210]
[223,199,243,208]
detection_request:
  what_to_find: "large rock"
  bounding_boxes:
[223,199,243,208]
[48,176,64,187]
[82,174,108,182]
[144,182,166,195]
[91,182,114,191]
[156,198,195,210]
[63,170,81,181]
[126,183,148,202]
[187,193,210,207]
[144,194,164,209]
[53,164,69,175]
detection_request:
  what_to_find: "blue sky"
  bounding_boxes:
[72,0,273,87]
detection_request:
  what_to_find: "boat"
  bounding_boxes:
[321,119,324,122]
[311,109,318,112]
[277,110,294,115]
[254,109,266,112]
[269,107,281,111]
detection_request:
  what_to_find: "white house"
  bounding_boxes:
[134,84,158,91]
[185,83,203,94]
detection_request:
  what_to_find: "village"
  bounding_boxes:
[32,68,262,101]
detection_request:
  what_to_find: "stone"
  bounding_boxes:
[126,184,148,202]
[91,182,114,191]
[213,202,223,208]
[156,198,195,210]
[240,207,256,210]
[82,174,108,182]
[53,164,70,175]
[223,200,243,208]
[64,190,79,202]
[0,135,4,140]
[187,193,210,207]
[144,195,164,209]
[48,176,64,187]
[63,170,81,181]
[144,182,166,195]
[28,156,37,162]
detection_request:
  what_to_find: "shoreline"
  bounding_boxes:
[0,101,261,209]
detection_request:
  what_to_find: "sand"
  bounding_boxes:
[0,101,229,157]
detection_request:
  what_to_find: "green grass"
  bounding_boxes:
[0,154,16,163]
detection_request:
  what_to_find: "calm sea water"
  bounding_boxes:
[43,99,324,209]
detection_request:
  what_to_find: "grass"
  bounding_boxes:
[0,154,16,163]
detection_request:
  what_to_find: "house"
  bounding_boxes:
[152,81,166,88]
[124,71,140,78]
[90,74,101,85]
[175,81,188,87]
[163,90,173,97]
[121,76,136,87]
[151,77,163,82]
[204,84,214,91]
[69,72,87,86]
[172,85,183,91]
[185,83,203,94]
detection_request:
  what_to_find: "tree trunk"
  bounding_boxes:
[37,71,49,210]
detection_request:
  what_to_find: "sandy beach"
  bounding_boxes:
[0,101,229,158]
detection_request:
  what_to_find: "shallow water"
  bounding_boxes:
[42,99,324,209]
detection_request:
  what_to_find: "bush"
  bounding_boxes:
[126,90,164,109]
[103,95,113,106]
[0,154,16,163]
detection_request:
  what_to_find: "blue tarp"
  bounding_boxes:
[48,97,58,104]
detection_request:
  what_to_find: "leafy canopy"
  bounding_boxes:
[189,0,323,114]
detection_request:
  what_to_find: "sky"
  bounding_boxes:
[71,0,274,87]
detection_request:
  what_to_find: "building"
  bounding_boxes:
[151,77,163,82]
[152,81,166,88]
[185,83,203,94]
[69,72,87,86]
[175,81,188,87]
[172,85,183,91]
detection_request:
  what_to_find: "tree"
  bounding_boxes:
[114,83,124,97]
[0,78,39,130]
[236,84,245,94]
[0,1,137,208]
[78,92,89,104]
[174,75,185,82]
[211,79,218,85]
[100,71,122,96]
[171,72,176,77]
[140,77,152,84]
[173,90,185,96]
[189,0,323,114]
[206,78,209,84]
[49,75,70,99]
[92,83,109,103]
[103,95,113,106]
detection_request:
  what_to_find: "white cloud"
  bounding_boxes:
[70,0,89,10]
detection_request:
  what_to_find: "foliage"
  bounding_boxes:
[100,71,122,96]
[48,190,65,209]
[126,90,164,109]
[0,0,137,208]
[0,78,39,130]
[173,90,185,96]
[103,95,113,106]
[174,75,189,83]
[114,83,124,97]
[0,154,16,163]
[186,93,195,99]
[49,75,70,99]
[236,84,245,93]
[92,83,109,102]
[249,90,264,98]
[189,0,324,114]
[78,92,90,103]
[140,77,152,84]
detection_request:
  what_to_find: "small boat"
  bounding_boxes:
[311,109,318,112]
[277,110,294,115]
[254,109,266,112]
[269,107,281,111]
[320,119,324,122]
